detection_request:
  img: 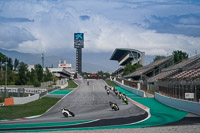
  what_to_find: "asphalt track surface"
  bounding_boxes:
[0,79,147,131]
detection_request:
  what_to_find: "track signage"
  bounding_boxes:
[74,33,84,48]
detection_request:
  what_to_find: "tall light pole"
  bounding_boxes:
[195,50,197,57]
[41,53,44,68]
[5,58,7,87]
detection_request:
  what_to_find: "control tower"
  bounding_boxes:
[74,33,84,74]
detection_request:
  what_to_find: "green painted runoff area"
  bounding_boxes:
[0,120,93,129]
[3,87,188,132]
[115,86,141,97]
[49,90,72,95]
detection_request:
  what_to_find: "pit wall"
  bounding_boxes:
[155,93,200,115]
[113,80,144,97]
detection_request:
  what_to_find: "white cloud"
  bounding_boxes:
[0,0,200,57]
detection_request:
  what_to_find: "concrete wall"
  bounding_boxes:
[0,87,47,94]
[155,93,200,115]
[13,94,40,105]
[114,81,144,97]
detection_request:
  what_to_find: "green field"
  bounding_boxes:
[62,80,78,90]
[0,97,60,120]
[104,80,118,87]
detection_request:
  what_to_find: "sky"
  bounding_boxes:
[0,0,200,60]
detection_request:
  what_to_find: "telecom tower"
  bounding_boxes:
[74,33,84,74]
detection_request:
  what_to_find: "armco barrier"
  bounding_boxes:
[155,93,200,115]
[13,94,40,105]
[114,81,144,97]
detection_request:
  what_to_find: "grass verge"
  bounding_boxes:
[0,97,4,103]
[62,80,78,90]
[104,80,118,87]
[0,97,60,120]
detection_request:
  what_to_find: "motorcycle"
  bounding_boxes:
[122,97,128,104]
[109,102,119,111]
[118,93,122,99]
[105,85,107,90]
[107,90,110,95]
[115,90,118,96]
[87,81,89,85]
[113,87,115,92]
[61,108,75,117]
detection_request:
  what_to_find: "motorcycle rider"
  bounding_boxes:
[107,89,110,95]
[122,92,128,104]
[105,85,107,90]
[113,87,116,92]
[118,92,122,99]
[115,89,118,95]
[109,102,119,111]
[122,92,126,98]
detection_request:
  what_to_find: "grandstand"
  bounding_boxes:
[154,56,200,102]
[124,56,173,80]
[110,48,145,77]
[48,60,75,79]
[148,55,200,83]
[110,48,200,102]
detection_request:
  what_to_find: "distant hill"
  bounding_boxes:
[0,48,118,73]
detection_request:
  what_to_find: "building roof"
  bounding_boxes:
[124,56,173,78]
[164,55,200,71]
[148,55,200,82]
[110,48,143,61]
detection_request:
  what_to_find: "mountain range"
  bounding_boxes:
[0,48,155,73]
[0,48,120,73]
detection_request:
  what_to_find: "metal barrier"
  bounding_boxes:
[155,93,200,115]
[158,80,200,102]
[114,80,144,97]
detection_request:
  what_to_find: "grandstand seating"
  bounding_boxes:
[125,56,173,79]
[164,56,200,71]
[148,70,176,82]
[170,68,200,80]
[149,55,200,82]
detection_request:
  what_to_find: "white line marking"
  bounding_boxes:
[93,85,95,101]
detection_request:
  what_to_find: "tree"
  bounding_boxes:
[123,63,142,76]
[14,58,19,71]
[153,55,166,62]
[17,62,28,85]
[7,58,13,71]
[0,52,7,64]
[34,64,43,82]
[97,71,104,75]
[44,67,53,81]
[173,50,188,64]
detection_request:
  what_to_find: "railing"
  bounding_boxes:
[116,78,122,83]
[124,80,138,88]
[116,77,138,88]
[158,80,200,102]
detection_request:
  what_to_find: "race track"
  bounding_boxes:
[0,79,148,131]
